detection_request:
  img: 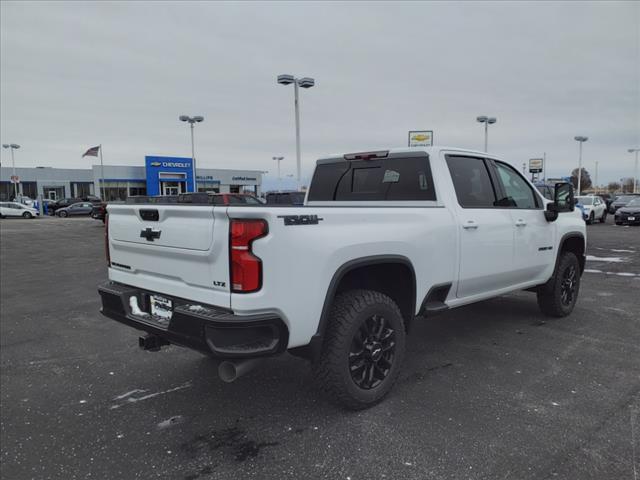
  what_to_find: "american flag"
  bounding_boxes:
[82,145,100,157]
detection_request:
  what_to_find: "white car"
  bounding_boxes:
[576,195,607,224]
[100,146,586,409]
[0,202,39,219]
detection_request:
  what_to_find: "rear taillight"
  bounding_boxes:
[230,219,268,293]
[105,213,111,266]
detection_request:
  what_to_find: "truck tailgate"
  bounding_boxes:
[107,204,231,307]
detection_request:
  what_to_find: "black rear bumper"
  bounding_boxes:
[98,281,288,359]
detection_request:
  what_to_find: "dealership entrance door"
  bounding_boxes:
[161,181,184,196]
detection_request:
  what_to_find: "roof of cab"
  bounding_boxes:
[316,146,497,164]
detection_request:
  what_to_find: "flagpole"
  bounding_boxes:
[99,144,105,200]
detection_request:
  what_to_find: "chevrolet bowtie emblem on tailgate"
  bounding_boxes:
[140,228,161,241]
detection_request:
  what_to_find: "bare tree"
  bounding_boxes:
[570,168,592,191]
[607,182,621,193]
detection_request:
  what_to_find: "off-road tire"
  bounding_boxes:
[313,289,406,410]
[537,251,581,317]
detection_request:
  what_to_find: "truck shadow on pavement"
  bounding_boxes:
[167,292,559,475]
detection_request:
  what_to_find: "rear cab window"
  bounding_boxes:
[445,155,497,208]
[307,153,436,202]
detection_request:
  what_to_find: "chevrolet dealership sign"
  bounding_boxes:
[148,161,191,168]
[408,130,433,147]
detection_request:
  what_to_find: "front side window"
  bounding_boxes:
[494,161,539,209]
[445,156,497,208]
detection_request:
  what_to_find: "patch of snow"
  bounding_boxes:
[585,269,638,277]
[611,249,635,253]
[187,304,207,312]
[129,296,149,317]
[586,255,625,263]
[157,415,184,429]
[551,402,560,406]
[113,389,147,401]
[110,383,192,409]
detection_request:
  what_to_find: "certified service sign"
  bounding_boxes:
[408,130,433,147]
[529,158,544,173]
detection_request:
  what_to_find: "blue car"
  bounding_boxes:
[575,201,587,221]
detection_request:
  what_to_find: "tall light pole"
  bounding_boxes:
[277,74,315,190]
[272,156,284,182]
[594,160,599,193]
[179,115,204,192]
[629,148,639,194]
[2,143,20,199]
[574,136,588,195]
[476,116,497,152]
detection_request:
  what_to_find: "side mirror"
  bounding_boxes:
[545,182,574,222]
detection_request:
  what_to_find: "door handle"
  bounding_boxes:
[463,221,478,230]
[515,219,527,227]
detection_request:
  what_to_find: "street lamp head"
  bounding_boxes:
[629,148,639,153]
[574,136,588,142]
[273,156,284,161]
[179,115,190,122]
[193,116,204,123]
[11,144,20,149]
[298,77,315,88]
[277,74,295,85]
[487,117,497,124]
[476,116,488,123]
[2,144,9,149]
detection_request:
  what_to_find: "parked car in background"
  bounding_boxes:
[609,194,640,214]
[82,195,102,203]
[265,191,306,205]
[596,193,614,210]
[56,202,95,217]
[91,204,107,223]
[574,201,586,221]
[614,197,640,225]
[49,197,82,215]
[13,195,35,207]
[42,199,57,214]
[575,195,607,224]
[0,202,39,219]
[211,193,263,205]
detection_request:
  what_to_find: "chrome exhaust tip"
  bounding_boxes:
[218,358,261,383]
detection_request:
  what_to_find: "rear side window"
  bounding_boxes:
[307,155,436,201]
[445,156,497,208]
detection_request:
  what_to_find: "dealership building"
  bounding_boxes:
[0,156,263,201]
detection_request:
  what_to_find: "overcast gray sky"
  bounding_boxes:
[1,1,638,190]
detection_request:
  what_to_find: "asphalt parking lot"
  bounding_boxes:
[1,215,639,480]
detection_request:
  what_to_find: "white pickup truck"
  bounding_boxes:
[99,147,586,409]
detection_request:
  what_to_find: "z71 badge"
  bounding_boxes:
[277,215,324,226]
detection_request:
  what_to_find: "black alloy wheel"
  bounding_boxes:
[560,263,578,307]
[349,314,396,390]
